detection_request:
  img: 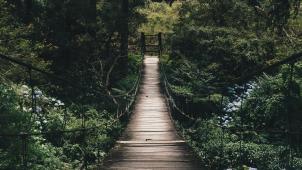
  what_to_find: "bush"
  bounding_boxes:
[0,83,125,169]
[179,118,302,169]
[0,84,67,169]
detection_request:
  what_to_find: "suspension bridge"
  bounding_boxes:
[101,33,201,169]
[102,56,201,169]
[1,32,302,169]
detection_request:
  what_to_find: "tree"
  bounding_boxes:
[119,0,129,74]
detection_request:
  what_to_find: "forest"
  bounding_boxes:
[0,0,302,169]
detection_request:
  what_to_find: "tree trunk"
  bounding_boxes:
[120,0,129,74]
[88,0,97,37]
[89,0,96,21]
[13,0,22,16]
[24,0,33,23]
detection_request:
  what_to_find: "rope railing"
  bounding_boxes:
[0,51,143,169]
[160,50,302,113]
[0,52,144,117]
[0,124,107,138]
[109,35,146,119]
[114,55,143,118]
[159,59,195,121]
[160,35,302,168]
[112,60,143,99]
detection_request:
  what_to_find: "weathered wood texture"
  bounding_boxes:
[103,56,202,170]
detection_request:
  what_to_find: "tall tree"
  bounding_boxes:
[120,0,129,74]
[9,0,33,24]
[24,0,33,23]
[88,0,97,37]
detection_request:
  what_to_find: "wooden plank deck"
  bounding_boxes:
[103,56,202,170]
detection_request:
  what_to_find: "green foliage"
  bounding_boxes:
[0,84,66,169]
[171,25,276,85]
[169,84,193,97]
[164,54,214,96]
[2,0,302,169]
[0,84,27,134]
[243,74,287,130]
[165,1,302,169]
[242,65,302,132]
[0,0,144,169]
[138,1,181,34]
[0,0,49,84]
[178,118,302,169]
[0,46,142,169]
[0,82,126,169]
[168,0,302,92]
[113,53,142,92]
[0,84,27,169]
[169,60,302,169]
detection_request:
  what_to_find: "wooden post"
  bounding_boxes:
[28,68,36,116]
[220,95,224,168]
[239,86,246,167]
[286,62,295,168]
[20,132,28,170]
[141,32,145,56]
[158,33,162,57]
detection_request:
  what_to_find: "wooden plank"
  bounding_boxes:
[102,56,202,169]
[116,140,185,144]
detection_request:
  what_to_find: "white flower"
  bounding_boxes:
[34,89,43,97]
[55,100,65,106]
[21,85,29,95]
[21,85,29,90]
[249,168,257,170]
[36,106,42,113]
[35,121,41,125]
[22,91,29,95]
